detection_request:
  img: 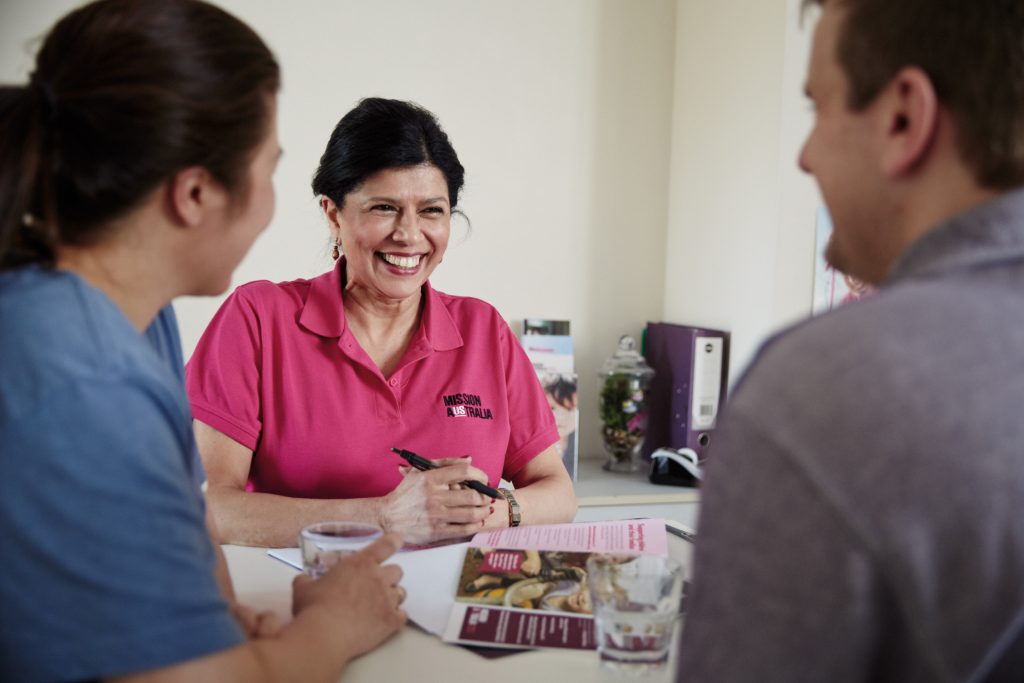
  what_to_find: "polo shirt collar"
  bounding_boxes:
[419,279,463,352]
[888,186,1024,285]
[297,257,463,351]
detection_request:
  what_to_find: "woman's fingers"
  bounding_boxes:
[379,563,404,586]
[254,610,285,637]
[428,462,490,491]
[432,456,471,467]
[359,533,404,564]
[439,487,490,508]
[431,457,490,485]
[440,504,491,525]
[381,464,495,544]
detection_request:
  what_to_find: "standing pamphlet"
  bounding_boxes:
[519,319,579,480]
[442,519,668,650]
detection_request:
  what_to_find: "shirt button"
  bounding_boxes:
[389,378,398,387]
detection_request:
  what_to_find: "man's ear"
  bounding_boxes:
[166,166,228,228]
[879,66,939,178]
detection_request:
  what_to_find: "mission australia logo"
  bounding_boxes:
[442,392,494,420]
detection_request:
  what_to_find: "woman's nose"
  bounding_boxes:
[391,211,420,242]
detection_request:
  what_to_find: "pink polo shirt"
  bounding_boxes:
[185,260,559,499]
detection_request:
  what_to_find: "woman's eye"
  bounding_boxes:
[422,206,446,215]
[372,204,396,212]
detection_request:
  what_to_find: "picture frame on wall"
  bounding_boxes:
[811,207,872,314]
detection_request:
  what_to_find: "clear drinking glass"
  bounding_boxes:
[586,554,684,674]
[299,521,383,578]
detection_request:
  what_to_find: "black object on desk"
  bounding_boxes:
[649,447,702,487]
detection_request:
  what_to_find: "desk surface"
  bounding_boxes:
[224,531,691,682]
[574,458,700,506]
[573,458,700,530]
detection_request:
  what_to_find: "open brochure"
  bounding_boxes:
[442,519,670,651]
[266,519,694,644]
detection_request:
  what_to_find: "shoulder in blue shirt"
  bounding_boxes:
[0,266,241,683]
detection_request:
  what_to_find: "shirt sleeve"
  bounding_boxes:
[676,408,887,683]
[498,322,560,479]
[0,375,243,682]
[186,288,264,451]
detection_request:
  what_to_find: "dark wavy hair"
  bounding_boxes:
[312,97,465,208]
[0,0,280,269]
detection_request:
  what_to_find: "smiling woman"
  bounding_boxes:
[185,98,577,548]
[327,164,451,320]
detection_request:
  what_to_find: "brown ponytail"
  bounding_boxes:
[0,83,58,267]
[0,0,280,270]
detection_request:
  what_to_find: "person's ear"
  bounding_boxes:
[321,196,342,243]
[878,66,939,178]
[166,166,229,228]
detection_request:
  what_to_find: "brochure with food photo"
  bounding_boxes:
[442,519,668,651]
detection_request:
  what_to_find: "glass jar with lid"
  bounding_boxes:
[597,334,655,472]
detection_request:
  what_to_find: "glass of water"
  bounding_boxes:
[299,521,383,578]
[586,554,684,674]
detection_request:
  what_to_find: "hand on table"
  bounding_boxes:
[382,456,494,545]
[231,601,285,638]
[292,533,407,658]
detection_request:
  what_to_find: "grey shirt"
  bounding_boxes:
[677,189,1024,682]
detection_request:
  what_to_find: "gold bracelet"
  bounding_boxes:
[498,487,521,527]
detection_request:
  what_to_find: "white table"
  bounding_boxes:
[224,526,693,682]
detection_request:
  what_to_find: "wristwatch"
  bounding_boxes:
[499,488,521,527]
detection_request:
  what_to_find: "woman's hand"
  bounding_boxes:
[291,533,407,660]
[380,456,494,544]
[231,602,285,638]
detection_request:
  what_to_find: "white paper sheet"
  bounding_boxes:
[267,542,468,637]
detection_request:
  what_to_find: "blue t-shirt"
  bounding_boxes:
[143,299,207,490]
[0,266,243,682]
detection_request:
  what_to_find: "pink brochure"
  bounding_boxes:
[468,518,668,557]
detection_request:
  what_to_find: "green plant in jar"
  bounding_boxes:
[597,335,654,472]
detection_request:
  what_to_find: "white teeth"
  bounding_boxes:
[381,253,421,269]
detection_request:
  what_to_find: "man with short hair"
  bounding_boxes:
[677,1,1024,680]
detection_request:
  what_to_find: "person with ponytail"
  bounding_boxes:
[0,2,406,681]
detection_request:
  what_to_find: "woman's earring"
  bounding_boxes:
[331,241,341,260]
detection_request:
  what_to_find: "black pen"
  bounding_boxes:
[389,447,502,500]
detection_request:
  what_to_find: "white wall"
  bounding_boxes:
[1,0,822,459]
[663,0,819,385]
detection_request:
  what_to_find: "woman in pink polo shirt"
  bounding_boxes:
[187,98,576,547]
